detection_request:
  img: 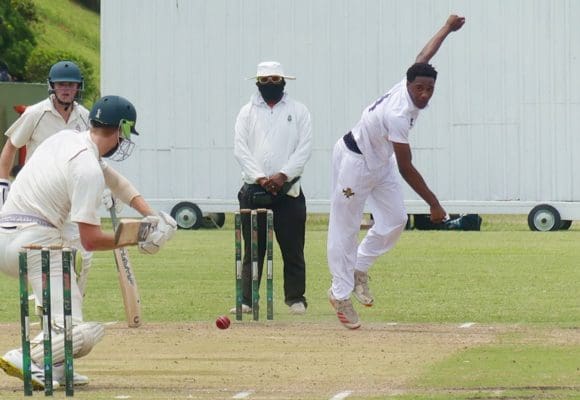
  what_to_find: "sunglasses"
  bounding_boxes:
[119,119,135,140]
[257,76,283,84]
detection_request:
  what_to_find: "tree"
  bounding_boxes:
[0,0,38,80]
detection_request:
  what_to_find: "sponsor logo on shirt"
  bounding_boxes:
[342,188,355,198]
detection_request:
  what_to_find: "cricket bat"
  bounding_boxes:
[110,203,142,328]
[114,218,156,246]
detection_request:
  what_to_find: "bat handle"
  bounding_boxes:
[109,198,119,230]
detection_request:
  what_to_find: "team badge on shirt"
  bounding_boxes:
[342,188,355,198]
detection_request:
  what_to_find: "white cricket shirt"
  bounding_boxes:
[5,96,90,159]
[234,92,312,196]
[2,130,105,229]
[351,78,421,170]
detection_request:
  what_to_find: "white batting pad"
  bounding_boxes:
[30,322,104,364]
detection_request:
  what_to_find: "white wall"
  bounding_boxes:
[101,0,580,214]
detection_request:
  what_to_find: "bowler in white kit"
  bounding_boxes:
[327,15,466,329]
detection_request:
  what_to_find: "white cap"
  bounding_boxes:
[247,61,296,80]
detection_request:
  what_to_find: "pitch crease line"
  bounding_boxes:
[330,390,353,400]
[233,391,253,399]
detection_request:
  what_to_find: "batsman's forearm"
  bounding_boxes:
[78,222,119,251]
[129,195,156,217]
[81,233,118,251]
[103,166,140,205]
[399,166,440,208]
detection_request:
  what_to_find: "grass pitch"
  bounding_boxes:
[0,214,578,399]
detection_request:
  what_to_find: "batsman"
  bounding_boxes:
[0,95,177,390]
[0,60,144,321]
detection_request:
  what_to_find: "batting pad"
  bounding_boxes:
[30,322,104,364]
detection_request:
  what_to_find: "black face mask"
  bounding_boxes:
[257,82,285,103]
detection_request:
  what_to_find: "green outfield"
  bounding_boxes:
[0,214,578,399]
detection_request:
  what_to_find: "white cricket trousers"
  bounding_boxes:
[0,223,84,324]
[327,139,408,300]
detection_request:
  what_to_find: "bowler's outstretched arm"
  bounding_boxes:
[415,15,465,64]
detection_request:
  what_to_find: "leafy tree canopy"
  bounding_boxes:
[0,0,38,80]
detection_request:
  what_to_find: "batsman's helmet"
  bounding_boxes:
[89,95,139,136]
[48,61,84,99]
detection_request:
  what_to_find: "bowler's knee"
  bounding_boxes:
[398,213,409,230]
[373,213,407,236]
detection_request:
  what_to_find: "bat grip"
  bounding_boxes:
[109,199,119,230]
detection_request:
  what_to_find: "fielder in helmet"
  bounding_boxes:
[0,95,177,389]
[47,60,84,108]
[0,60,89,190]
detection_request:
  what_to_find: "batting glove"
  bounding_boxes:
[0,178,10,208]
[157,211,177,241]
[102,188,124,214]
[137,212,176,255]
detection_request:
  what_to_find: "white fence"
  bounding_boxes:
[101,0,580,227]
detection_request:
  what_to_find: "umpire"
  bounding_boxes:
[233,61,312,315]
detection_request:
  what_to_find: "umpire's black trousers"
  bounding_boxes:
[237,186,307,308]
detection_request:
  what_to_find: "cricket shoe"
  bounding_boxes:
[327,289,361,330]
[353,270,374,307]
[327,288,338,310]
[288,302,306,315]
[53,364,90,386]
[0,349,60,391]
[229,304,252,314]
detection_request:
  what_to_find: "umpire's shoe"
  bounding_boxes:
[229,304,252,314]
[0,349,60,390]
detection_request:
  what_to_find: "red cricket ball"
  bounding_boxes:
[215,315,231,330]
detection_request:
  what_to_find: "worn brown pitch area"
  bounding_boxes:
[0,321,511,399]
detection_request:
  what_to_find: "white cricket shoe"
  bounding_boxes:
[0,349,60,391]
[288,302,306,315]
[53,364,90,386]
[229,304,252,314]
[328,289,361,330]
[353,270,374,307]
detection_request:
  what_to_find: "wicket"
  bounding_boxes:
[234,208,274,321]
[18,245,74,397]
